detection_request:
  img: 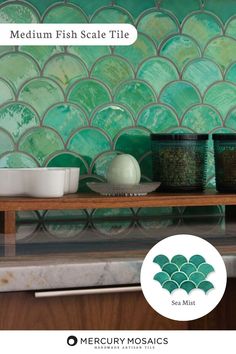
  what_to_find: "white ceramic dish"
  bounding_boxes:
[0,167,80,198]
[87,182,161,196]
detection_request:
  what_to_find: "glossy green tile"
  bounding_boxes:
[0,78,14,104]
[69,0,111,16]
[91,6,133,24]
[91,56,134,92]
[182,12,223,49]
[171,272,187,285]
[225,108,236,130]
[226,18,236,38]
[180,263,196,277]
[43,54,88,90]
[182,59,222,94]
[160,81,201,117]
[0,3,39,23]
[197,280,214,293]
[43,4,87,23]
[114,81,156,115]
[19,128,64,165]
[189,272,205,285]
[162,263,178,276]
[137,10,179,45]
[225,63,236,83]
[138,207,180,229]
[153,254,169,267]
[189,255,205,267]
[139,153,153,179]
[114,128,150,159]
[47,152,88,175]
[68,128,111,165]
[116,0,155,19]
[92,105,134,139]
[204,36,236,72]
[198,263,215,276]
[19,78,64,116]
[67,46,111,70]
[0,152,38,168]
[180,280,196,294]
[68,79,111,115]
[204,82,236,117]
[182,105,222,133]
[160,0,201,22]
[205,0,236,23]
[0,46,14,55]
[0,103,39,141]
[20,46,63,67]
[160,35,201,71]
[26,0,56,15]
[0,130,14,155]
[182,206,223,228]
[162,280,179,293]
[114,33,157,70]
[154,271,170,285]
[44,210,87,238]
[43,103,87,142]
[137,57,179,95]
[171,255,188,268]
[0,53,39,91]
[92,208,133,236]
[137,104,178,132]
[92,151,119,179]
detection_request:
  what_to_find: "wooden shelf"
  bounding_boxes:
[1,190,236,211]
[1,190,236,257]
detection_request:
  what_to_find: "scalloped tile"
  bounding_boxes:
[0,46,14,55]
[0,53,39,91]
[225,63,236,83]
[137,104,179,132]
[92,208,133,236]
[0,130,14,155]
[0,3,39,23]
[160,35,201,71]
[67,46,111,70]
[182,105,222,132]
[43,54,88,90]
[204,82,236,117]
[0,103,39,141]
[226,18,236,38]
[43,103,87,142]
[114,128,150,159]
[160,0,201,22]
[114,81,156,115]
[0,78,14,104]
[43,4,87,23]
[182,13,223,50]
[204,36,236,72]
[20,46,63,67]
[182,59,222,94]
[92,151,119,178]
[0,152,38,168]
[91,56,134,92]
[67,79,111,115]
[19,78,64,116]
[139,153,153,179]
[26,0,56,15]
[114,33,157,70]
[137,10,179,45]
[47,152,88,175]
[68,128,111,165]
[91,6,133,24]
[205,0,236,23]
[19,128,64,165]
[69,0,111,16]
[137,57,179,95]
[160,81,201,117]
[92,105,134,139]
[225,108,236,130]
[116,0,156,19]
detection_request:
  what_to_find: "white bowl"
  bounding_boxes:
[0,167,80,197]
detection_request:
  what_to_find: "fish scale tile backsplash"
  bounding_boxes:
[0,0,234,232]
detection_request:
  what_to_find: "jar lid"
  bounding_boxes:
[213,133,236,141]
[151,134,209,141]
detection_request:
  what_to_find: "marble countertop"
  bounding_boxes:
[0,246,236,293]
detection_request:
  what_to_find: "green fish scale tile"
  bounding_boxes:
[0,0,235,212]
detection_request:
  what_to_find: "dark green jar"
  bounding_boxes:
[213,134,236,192]
[151,134,208,192]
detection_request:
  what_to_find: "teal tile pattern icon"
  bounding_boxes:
[153,254,215,294]
[0,0,235,203]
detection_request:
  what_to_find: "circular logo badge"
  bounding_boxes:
[140,234,227,321]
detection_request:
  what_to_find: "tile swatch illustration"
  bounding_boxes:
[153,254,215,294]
